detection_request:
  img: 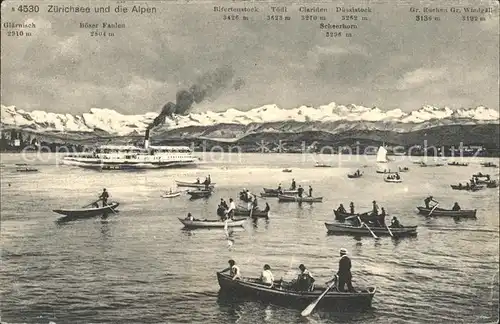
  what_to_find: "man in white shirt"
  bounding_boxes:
[260,264,274,287]
[221,259,241,280]
[226,198,236,219]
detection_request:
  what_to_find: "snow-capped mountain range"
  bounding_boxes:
[1,103,498,137]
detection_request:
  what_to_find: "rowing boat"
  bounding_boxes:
[487,181,499,188]
[178,217,246,228]
[397,167,409,172]
[263,188,298,195]
[187,190,212,199]
[315,163,332,168]
[384,177,402,183]
[53,202,120,218]
[161,191,182,198]
[333,210,373,221]
[216,272,376,310]
[416,206,477,218]
[234,207,269,218]
[472,173,490,178]
[282,168,292,173]
[278,194,323,203]
[325,223,417,237]
[347,173,362,178]
[480,162,498,167]
[447,162,469,166]
[450,184,484,191]
[175,180,215,188]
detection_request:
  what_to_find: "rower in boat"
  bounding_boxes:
[252,195,259,210]
[395,173,400,180]
[291,179,297,190]
[99,188,109,207]
[260,264,274,287]
[424,196,438,209]
[390,216,402,228]
[371,200,379,216]
[221,259,241,280]
[207,174,212,184]
[308,185,313,197]
[294,264,315,292]
[277,183,283,194]
[356,169,361,176]
[196,178,201,184]
[349,202,355,214]
[337,204,347,213]
[203,177,210,190]
[185,212,194,221]
[297,185,304,198]
[452,202,461,211]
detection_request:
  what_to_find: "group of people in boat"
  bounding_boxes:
[216,198,237,220]
[195,175,212,190]
[336,201,403,228]
[276,180,314,198]
[386,173,400,180]
[220,247,356,292]
[424,196,461,211]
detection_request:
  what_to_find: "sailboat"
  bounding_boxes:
[376,146,389,163]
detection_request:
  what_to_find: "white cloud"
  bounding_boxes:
[397,68,447,90]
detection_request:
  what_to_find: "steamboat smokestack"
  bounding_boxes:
[144,128,150,149]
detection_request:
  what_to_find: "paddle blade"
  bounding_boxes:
[300,303,317,317]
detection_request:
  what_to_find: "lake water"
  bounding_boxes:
[1,153,499,323]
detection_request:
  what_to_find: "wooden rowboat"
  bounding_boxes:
[347,173,362,178]
[161,191,182,198]
[178,217,246,229]
[53,202,120,218]
[187,190,212,199]
[447,162,469,166]
[325,223,417,237]
[175,180,215,188]
[234,207,269,218]
[282,168,292,173]
[384,177,402,183]
[450,184,484,191]
[278,194,323,203]
[216,272,376,310]
[263,188,298,195]
[416,206,477,218]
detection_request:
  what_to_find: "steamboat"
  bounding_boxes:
[62,129,198,170]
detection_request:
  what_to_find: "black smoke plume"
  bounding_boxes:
[148,66,235,129]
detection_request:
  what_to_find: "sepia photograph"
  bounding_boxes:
[1,0,499,323]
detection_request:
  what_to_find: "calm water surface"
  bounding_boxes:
[1,153,499,323]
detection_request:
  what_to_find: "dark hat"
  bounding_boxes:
[264,264,271,270]
[228,259,235,266]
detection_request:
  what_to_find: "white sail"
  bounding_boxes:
[376,146,388,163]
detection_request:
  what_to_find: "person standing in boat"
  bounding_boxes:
[377,207,387,227]
[329,248,355,292]
[260,264,274,287]
[291,179,296,190]
[226,198,236,220]
[297,185,304,198]
[277,183,283,194]
[452,202,461,211]
[221,259,241,280]
[424,196,437,209]
[308,185,313,197]
[196,178,200,184]
[99,188,109,207]
[185,212,194,221]
[349,202,355,214]
[371,200,379,216]
[252,195,258,210]
[207,174,211,184]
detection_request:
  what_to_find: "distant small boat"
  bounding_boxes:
[315,163,332,168]
[53,202,119,218]
[347,172,363,178]
[384,177,402,183]
[325,223,417,237]
[448,162,469,166]
[187,189,212,199]
[178,217,246,229]
[416,206,477,218]
[278,194,323,203]
[480,162,498,168]
[176,180,215,188]
[398,167,409,172]
[282,168,292,173]
[162,191,182,198]
[16,167,39,172]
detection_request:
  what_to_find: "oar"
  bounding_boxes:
[358,216,379,239]
[385,224,394,237]
[301,279,337,316]
[82,199,100,208]
[428,203,439,217]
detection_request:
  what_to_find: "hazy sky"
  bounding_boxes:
[1,0,498,115]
